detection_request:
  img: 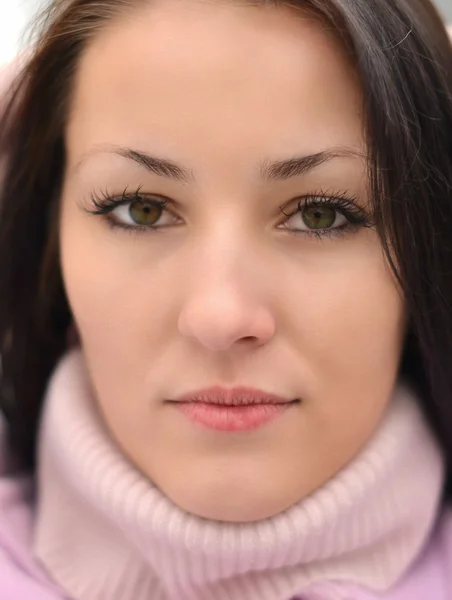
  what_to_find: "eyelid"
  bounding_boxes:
[86,186,172,215]
[282,191,370,219]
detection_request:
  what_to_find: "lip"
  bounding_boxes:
[170,386,298,432]
[173,386,295,406]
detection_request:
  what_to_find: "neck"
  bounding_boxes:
[33,349,445,600]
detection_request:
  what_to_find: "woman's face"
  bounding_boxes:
[60,0,406,522]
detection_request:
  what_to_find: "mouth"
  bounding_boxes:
[168,386,300,432]
[171,385,297,405]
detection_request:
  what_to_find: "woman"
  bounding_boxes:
[0,0,451,598]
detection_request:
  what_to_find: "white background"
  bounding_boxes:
[0,0,44,64]
[0,0,451,65]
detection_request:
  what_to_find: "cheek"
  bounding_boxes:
[282,231,405,383]
[59,206,159,386]
[308,270,404,378]
[285,243,406,463]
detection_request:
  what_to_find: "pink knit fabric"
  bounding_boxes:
[32,349,445,600]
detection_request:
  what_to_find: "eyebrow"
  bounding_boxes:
[73,144,365,183]
[260,147,365,181]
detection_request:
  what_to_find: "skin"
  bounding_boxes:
[59,0,406,522]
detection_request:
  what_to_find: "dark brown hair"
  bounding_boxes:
[0,0,452,499]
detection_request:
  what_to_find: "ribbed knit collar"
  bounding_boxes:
[33,349,444,600]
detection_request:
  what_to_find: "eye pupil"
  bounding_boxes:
[303,206,336,230]
[129,200,160,226]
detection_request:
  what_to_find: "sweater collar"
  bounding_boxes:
[33,349,444,600]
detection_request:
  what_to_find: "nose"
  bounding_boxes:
[177,249,276,352]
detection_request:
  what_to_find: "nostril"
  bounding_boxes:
[240,336,257,343]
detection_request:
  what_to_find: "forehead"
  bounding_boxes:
[66,0,364,171]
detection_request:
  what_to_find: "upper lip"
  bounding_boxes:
[171,386,296,406]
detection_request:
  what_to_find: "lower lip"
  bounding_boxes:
[176,401,292,432]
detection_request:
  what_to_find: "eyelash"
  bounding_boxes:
[86,186,374,240]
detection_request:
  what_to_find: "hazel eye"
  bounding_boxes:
[285,203,348,232]
[127,200,162,226]
[300,205,347,230]
[110,197,175,228]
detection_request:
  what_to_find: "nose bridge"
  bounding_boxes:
[177,224,276,351]
[186,217,266,297]
[199,222,248,279]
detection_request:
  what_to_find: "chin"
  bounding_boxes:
[161,475,301,523]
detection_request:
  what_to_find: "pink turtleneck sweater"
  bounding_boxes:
[0,348,450,600]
